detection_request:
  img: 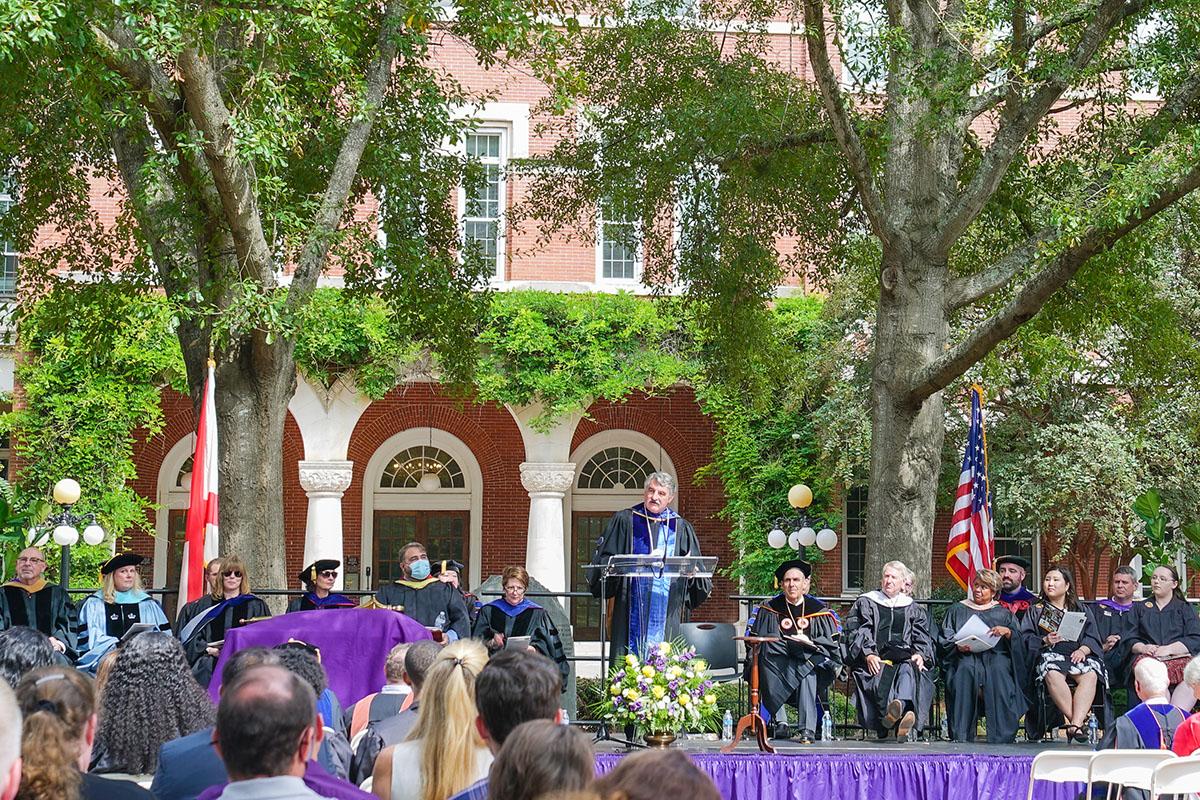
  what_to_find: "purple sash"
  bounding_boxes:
[1127,703,1175,748]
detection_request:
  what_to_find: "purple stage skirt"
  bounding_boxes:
[594,751,1079,800]
[207,608,432,706]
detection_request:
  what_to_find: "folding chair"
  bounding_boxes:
[1150,754,1200,800]
[679,622,739,681]
[1087,750,1176,800]
[1026,751,1094,800]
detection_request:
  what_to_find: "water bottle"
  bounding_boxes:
[722,709,734,741]
[822,713,833,742]
[1088,713,1099,746]
[940,715,949,741]
[434,611,447,630]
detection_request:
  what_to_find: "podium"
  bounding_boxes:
[586,553,716,746]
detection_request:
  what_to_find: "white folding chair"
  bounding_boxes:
[1151,754,1200,800]
[1027,751,1095,800]
[1088,750,1177,800]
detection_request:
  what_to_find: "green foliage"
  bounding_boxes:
[1131,489,1200,580]
[2,283,187,539]
[473,292,693,426]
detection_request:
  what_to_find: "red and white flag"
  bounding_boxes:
[945,385,995,590]
[180,360,220,604]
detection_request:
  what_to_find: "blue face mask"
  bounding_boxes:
[409,558,431,580]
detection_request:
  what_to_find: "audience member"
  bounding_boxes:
[1099,658,1184,750]
[1021,565,1107,743]
[845,561,935,741]
[590,750,720,800]
[472,566,569,688]
[371,640,490,800]
[210,665,322,799]
[448,649,563,800]
[486,720,592,800]
[177,554,272,688]
[0,548,76,659]
[351,641,439,786]
[1171,655,1200,756]
[15,665,152,800]
[91,632,214,779]
[273,643,351,779]
[374,543,470,641]
[345,644,413,741]
[77,554,170,674]
[0,627,56,690]
[0,679,21,800]
[1130,565,1200,710]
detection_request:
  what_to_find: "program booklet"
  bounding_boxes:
[953,613,1000,652]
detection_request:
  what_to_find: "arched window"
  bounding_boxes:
[576,447,656,491]
[379,446,466,489]
[176,455,195,488]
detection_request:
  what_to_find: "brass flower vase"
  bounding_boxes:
[643,732,677,748]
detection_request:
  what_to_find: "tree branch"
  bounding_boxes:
[288,0,405,309]
[907,160,1200,404]
[938,0,1149,253]
[176,48,275,283]
[800,0,890,245]
[945,227,1054,310]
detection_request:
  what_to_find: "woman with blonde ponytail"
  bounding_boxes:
[372,639,491,800]
[14,666,152,800]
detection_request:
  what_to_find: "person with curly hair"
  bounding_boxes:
[14,665,152,800]
[0,627,57,690]
[77,553,169,674]
[372,639,491,800]
[90,632,214,780]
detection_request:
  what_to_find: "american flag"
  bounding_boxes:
[945,386,995,590]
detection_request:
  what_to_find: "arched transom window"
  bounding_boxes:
[577,447,656,491]
[380,446,466,489]
[176,455,195,488]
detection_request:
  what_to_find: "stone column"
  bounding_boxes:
[519,462,575,593]
[298,460,354,590]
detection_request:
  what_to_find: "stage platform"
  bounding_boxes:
[593,739,1088,800]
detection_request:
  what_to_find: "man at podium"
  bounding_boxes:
[587,472,712,658]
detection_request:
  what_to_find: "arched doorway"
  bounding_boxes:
[567,431,676,639]
[155,437,195,620]
[361,429,483,589]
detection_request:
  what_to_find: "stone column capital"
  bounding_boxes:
[519,462,575,496]
[298,460,354,497]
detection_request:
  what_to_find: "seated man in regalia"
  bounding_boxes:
[746,558,842,743]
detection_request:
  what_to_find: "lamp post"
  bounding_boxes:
[767,483,838,553]
[38,479,106,588]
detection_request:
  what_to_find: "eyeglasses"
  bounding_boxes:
[222,570,243,578]
[319,570,338,579]
[16,557,45,564]
[504,585,526,593]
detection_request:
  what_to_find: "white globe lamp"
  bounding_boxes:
[52,525,79,547]
[52,478,81,506]
[82,524,106,546]
[788,530,802,550]
[767,527,787,549]
[815,528,838,551]
[797,526,817,547]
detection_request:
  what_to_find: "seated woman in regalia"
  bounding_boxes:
[472,565,569,688]
[745,558,842,743]
[76,553,169,673]
[287,559,356,612]
[175,553,271,687]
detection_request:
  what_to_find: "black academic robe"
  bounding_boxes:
[472,601,570,687]
[1130,596,1200,655]
[176,594,272,687]
[375,579,470,640]
[844,592,935,734]
[1020,601,1111,739]
[1092,599,1140,690]
[585,505,712,659]
[937,603,1028,743]
[0,582,77,656]
[746,594,842,719]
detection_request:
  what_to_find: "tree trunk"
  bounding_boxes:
[864,251,949,596]
[212,332,297,602]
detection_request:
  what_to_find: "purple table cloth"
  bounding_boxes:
[207,608,432,706]
[594,752,1081,800]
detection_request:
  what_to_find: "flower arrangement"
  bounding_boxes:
[599,640,721,736]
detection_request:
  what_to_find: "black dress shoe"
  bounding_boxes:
[794,730,814,744]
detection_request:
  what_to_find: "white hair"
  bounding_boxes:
[1183,655,1200,688]
[1135,657,1170,697]
[644,472,676,494]
[0,679,20,777]
[882,560,910,578]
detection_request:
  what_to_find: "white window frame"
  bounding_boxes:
[0,193,16,298]
[458,127,509,283]
[595,197,642,286]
